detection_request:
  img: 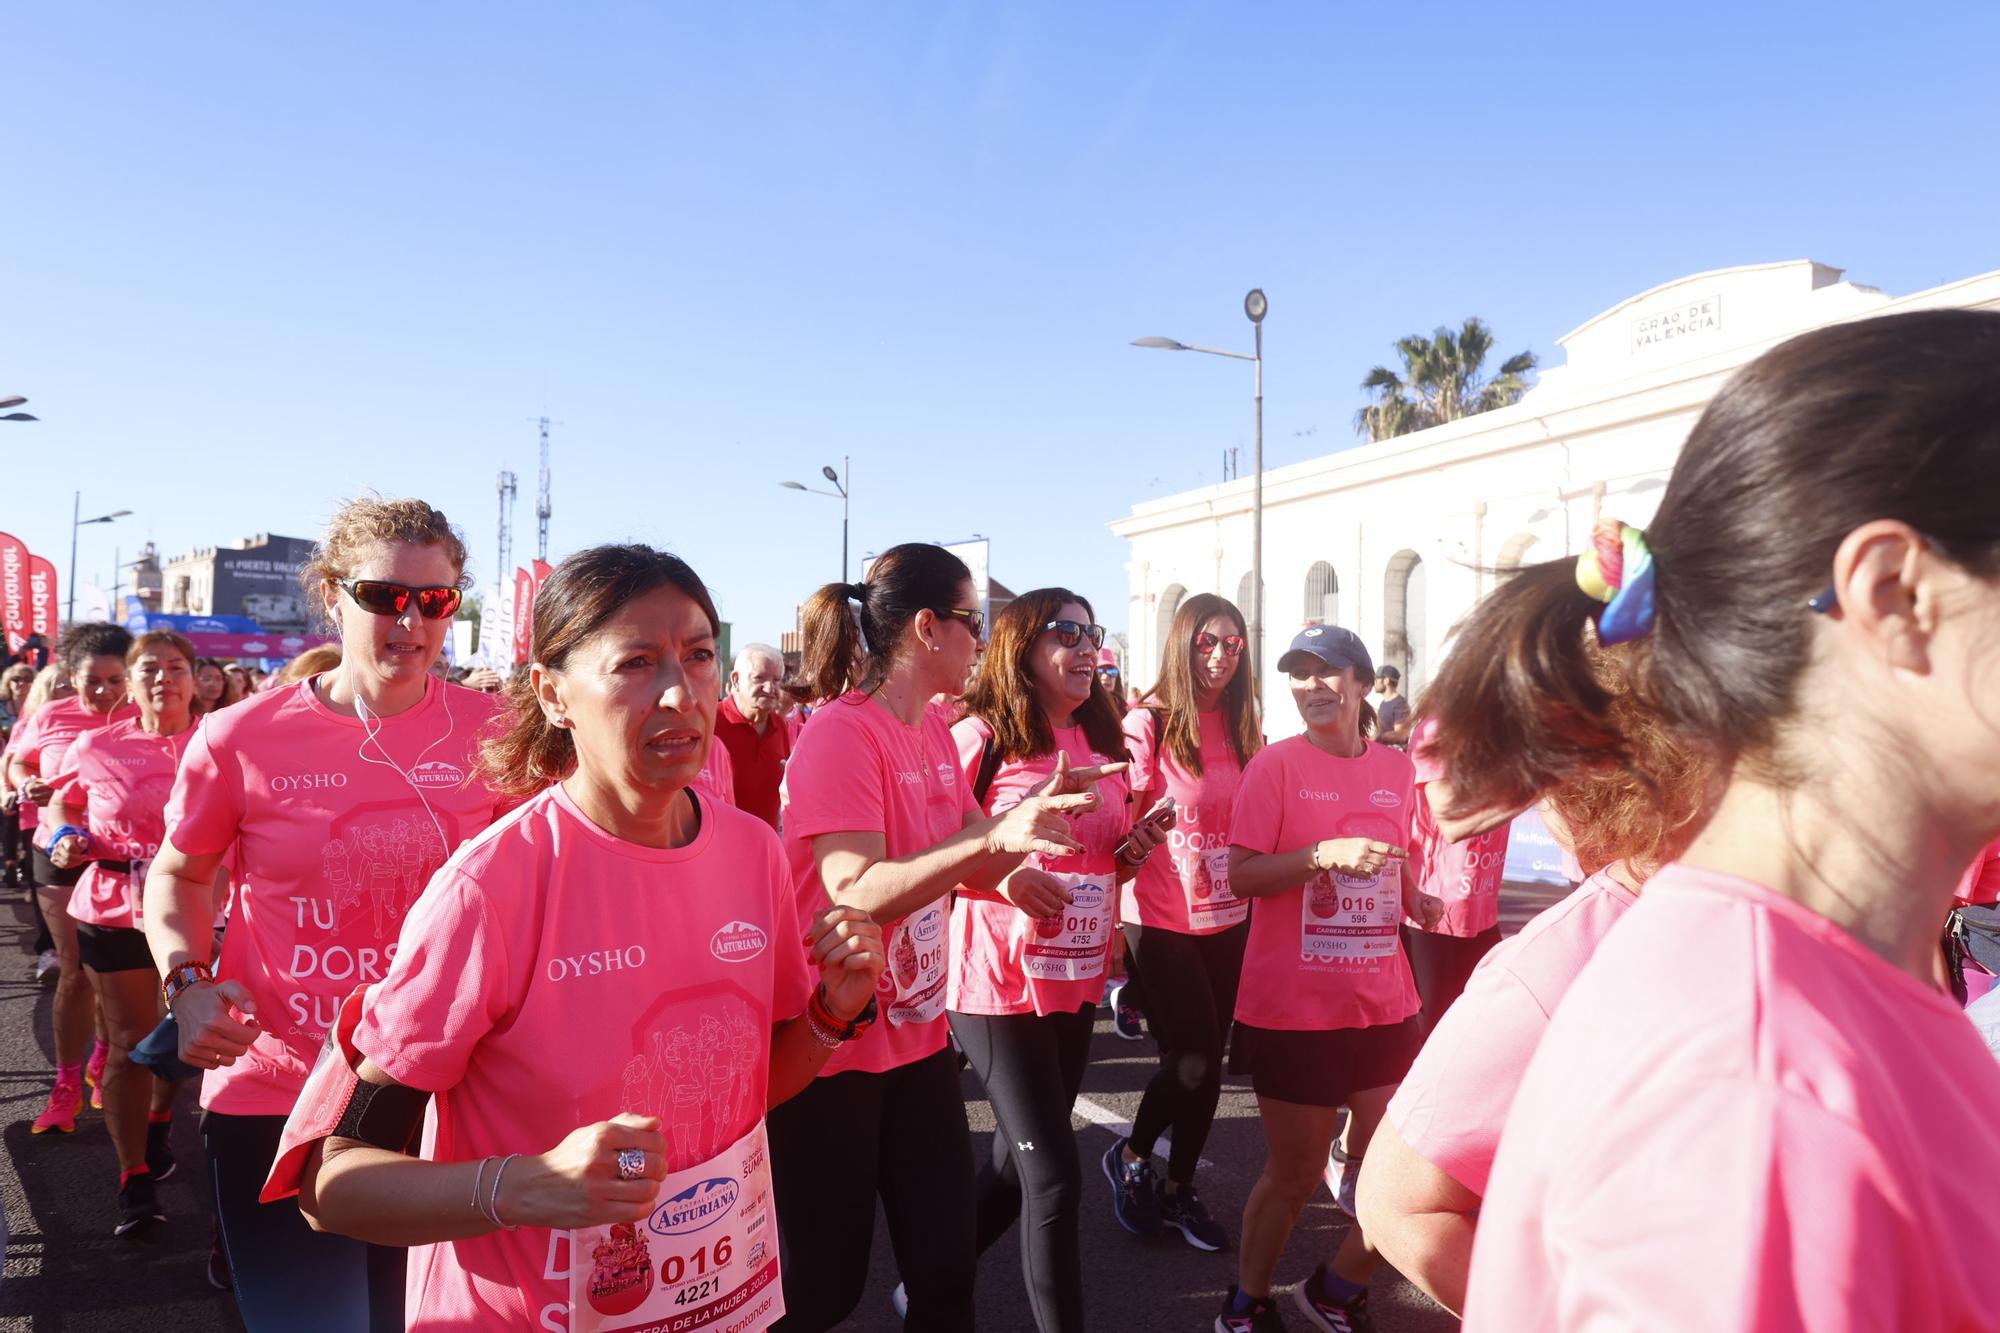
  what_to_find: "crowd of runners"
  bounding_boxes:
[1,308,1998,1332]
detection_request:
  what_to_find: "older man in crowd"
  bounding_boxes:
[713,642,791,829]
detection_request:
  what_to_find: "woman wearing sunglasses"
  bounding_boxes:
[947,591,1148,1333]
[771,544,1107,1332]
[144,496,509,1332]
[1105,593,1261,1252]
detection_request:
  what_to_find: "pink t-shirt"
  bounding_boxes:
[783,691,977,1076]
[49,717,195,930]
[355,783,811,1332]
[694,732,736,809]
[13,698,140,841]
[1465,865,2000,1331]
[1386,871,1637,1195]
[1955,839,2000,906]
[1409,724,1508,937]
[1120,707,1248,934]
[1229,737,1420,1031]
[165,675,508,1115]
[947,717,1132,1017]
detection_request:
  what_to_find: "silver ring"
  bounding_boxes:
[616,1148,645,1181]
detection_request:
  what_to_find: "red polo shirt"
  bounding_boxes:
[713,694,791,829]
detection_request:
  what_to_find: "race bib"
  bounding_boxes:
[1182,846,1247,931]
[1301,869,1399,967]
[1024,873,1113,982]
[883,898,948,1027]
[571,1121,782,1333]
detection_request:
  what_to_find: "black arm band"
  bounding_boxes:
[331,1078,433,1154]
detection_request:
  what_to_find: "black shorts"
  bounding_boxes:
[31,843,83,889]
[77,922,156,974]
[1228,1017,1423,1108]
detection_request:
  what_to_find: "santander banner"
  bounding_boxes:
[512,566,535,664]
[26,555,58,647]
[0,531,29,654]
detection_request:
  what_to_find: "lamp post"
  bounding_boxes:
[1,394,36,423]
[69,493,132,623]
[780,455,851,583]
[1133,288,1268,696]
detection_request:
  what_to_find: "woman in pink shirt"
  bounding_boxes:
[1401,717,1511,1035]
[144,497,508,1332]
[271,544,886,1333]
[1355,657,1707,1314]
[772,543,1109,1332]
[948,588,1157,1333]
[1106,592,1262,1252]
[45,630,210,1238]
[1424,309,2000,1331]
[1216,623,1444,1333]
[10,622,137,1136]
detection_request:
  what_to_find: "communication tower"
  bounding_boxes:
[535,416,553,562]
[495,470,517,657]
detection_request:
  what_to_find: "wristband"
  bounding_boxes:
[807,986,877,1043]
[162,960,214,1012]
[48,824,93,855]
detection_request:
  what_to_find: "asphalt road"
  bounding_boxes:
[0,881,1568,1331]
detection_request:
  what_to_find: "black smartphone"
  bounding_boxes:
[1115,796,1177,860]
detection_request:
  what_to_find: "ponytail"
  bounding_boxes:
[786,544,972,705]
[790,582,866,704]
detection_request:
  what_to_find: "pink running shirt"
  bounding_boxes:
[1408,721,1508,937]
[947,717,1132,1017]
[50,717,195,930]
[783,691,978,1076]
[1229,737,1420,1031]
[1386,871,1637,1195]
[693,733,736,810]
[354,783,811,1332]
[1465,865,2000,1331]
[1120,707,1247,934]
[164,675,508,1115]
[1955,838,2000,906]
[12,697,139,842]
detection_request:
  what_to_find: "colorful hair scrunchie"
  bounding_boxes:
[1574,518,1657,644]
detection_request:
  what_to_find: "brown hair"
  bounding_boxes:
[961,588,1130,764]
[278,644,344,684]
[788,542,973,703]
[126,630,198,672]
[1140,593,1261,776]
[1422,308,2000,820]
[60,622,134,677]
[301,496,470,627]
[479,544,720,797]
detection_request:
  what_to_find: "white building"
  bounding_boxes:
[1110,260,2000,738]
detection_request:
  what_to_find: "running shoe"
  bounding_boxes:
[85,1043,107,1111]
[1292,1264,1375,1333]
[31,1078,82,1134]
[206,1226,233,1290]
[1159,1181,1229,1251]
[35,949,60,984]
[1110,982,1145,1041]
[1102,1138,1164,1236]
[1324,1144,1359,1219]
[147,1119,177,1183]
[1214,1285,1288,1332]
[115,1173,165,1240]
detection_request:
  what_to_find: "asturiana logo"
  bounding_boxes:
[410,760,467,789]
[710,920,769,963]
[912,907,944,943]
[649,1176,739,1236]
[1368,789,1400,808]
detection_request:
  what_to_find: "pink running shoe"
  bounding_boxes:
[32,1078,83,1134]
[85,1043,108,1111]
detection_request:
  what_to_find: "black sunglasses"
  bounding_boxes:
[342,580,465,621]
[1194,631,1246,657]
[935,607,986,641]
[1043,620,1106,650]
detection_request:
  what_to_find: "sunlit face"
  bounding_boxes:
[195,662,226,703]
[1027,600,1097,718]
[132,649,195,723]
[324,541,460,695]
[729,652,786,723]
[3,673,30,708]
[543,582,721,802]
[73,654,129,715]
[1289,658,1367,734]
[1192,614,1242,700]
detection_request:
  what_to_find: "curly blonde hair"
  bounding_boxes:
[300,496,470,606]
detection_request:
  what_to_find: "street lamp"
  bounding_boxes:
[1,394,35,423]
[69,493,132,623]
[1133,288,1268,696]
[779,455,851,583]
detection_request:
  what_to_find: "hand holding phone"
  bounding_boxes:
[1115,796,1177,862]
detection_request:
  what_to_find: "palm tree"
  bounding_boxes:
[1354,317,1538,441]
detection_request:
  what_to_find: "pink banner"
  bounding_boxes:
[27,555,58,648]
[0,532,29,654]
[180,630,336,660]
[512,566,535,665]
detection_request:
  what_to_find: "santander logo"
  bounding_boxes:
[710,920,769,963]
[410,760,467,788]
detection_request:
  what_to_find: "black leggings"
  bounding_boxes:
[202,1111,405,1332]
[768,1046,978,1332]
[950,1006,1095,1333]
[1403,924,1503,1034]
[1124,920,1247,1184]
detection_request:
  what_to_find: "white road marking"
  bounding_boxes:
[1072,1095,1214,1173]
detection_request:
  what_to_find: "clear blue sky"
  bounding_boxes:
[5,2,1995,650]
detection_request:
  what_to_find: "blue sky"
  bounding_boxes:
[5,2,1995,651]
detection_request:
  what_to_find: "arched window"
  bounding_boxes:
[1234,571,1263,621]
[1303,561,1339,625]
[1382,550,1427,691]
[1154,583,1186,679]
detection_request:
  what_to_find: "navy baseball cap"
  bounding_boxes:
[1276,624,1374,679]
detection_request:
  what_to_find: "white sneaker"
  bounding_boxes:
[35,949,60,984]
[1324,1144,1358,1219]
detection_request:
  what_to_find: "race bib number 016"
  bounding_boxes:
[1300,870,1399,967]
[1182,846,1246,931]
[1024,873,1113,982]
[571,1122,782,1333]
